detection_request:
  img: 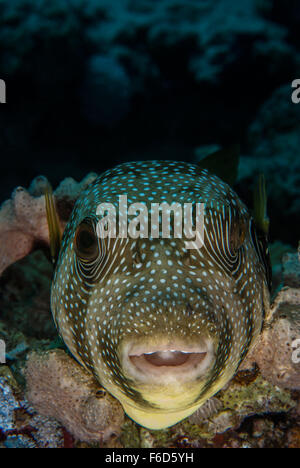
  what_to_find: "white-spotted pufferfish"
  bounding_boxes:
[49,158,271,430]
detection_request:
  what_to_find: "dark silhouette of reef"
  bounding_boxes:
[0,0,299,246]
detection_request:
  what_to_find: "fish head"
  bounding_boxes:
[51,161,270,429]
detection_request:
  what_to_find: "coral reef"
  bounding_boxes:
[237,84,300,245]
[194,84,300,247]
[20,343,299,447]
[0,365,64,448]
[0,173,97,276]
[25,349,124,444]
[188,372,296,435]
[269,241,297,294]
[0,266,299,447]
[0,172,299,447]
[282,251,300,289]
[0,251,55,340]
[23,246,300,447]
[0,0,299,448]
[0,180,49,277]
[240,251,300,390]
[2,0,295,86]
[242,287,300,390]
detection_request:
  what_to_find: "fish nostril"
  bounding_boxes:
[132,251,142,265]
[182,251,191,266]
[186,303,193,317]
[132,242,144,266]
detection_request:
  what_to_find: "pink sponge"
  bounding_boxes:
[0,173,97,276]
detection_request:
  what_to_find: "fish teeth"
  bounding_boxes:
[143,350,191,355]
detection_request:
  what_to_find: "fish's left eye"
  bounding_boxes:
[74,220,99,261]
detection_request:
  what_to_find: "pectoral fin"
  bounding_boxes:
[45,182,62,264]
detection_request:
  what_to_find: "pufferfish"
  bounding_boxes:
[47,155,271,430]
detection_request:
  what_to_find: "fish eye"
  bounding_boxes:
[74,220,99,261]
[230,219,247,252]
[95,389,106,398]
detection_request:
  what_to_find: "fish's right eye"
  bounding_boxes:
[74,220,99,261]
[229,218,247,253]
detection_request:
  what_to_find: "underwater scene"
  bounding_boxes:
[0,0,299,451]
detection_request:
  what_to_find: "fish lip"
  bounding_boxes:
[121,338,215,383]
[128,343,208,357]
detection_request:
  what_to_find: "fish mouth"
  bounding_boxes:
[122,340,215,384]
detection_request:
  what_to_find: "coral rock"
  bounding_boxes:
[0,366,22,433]
[242,284,300,390]
[282,252,300,288]
[25,349,124,443]
[0,183,49,276]
[187,372,295,438]
[0,366,63,448]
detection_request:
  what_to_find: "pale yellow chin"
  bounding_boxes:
[110,361,237,430]
[122,401,200,430]
[113,378,209,429]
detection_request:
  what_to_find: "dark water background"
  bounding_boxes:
[0,0,299,245]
